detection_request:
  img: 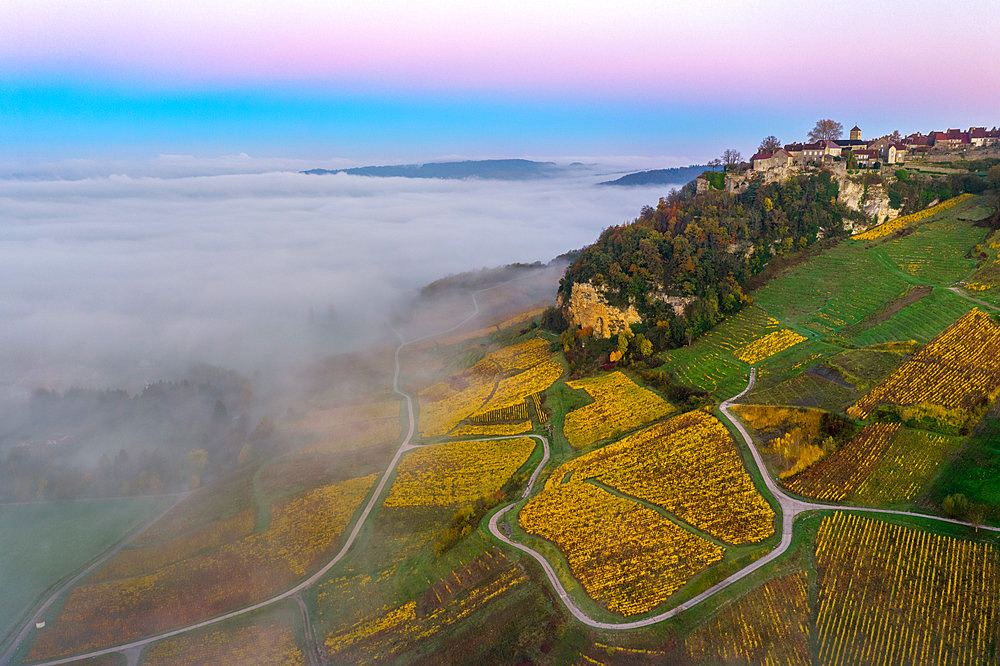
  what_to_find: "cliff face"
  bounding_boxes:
[837,177,899,232]
[560,282,641,338]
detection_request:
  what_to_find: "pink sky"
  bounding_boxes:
[3,0,998,106]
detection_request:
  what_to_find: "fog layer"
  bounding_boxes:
[0,163,675,397]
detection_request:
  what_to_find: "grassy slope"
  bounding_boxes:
[0,496,170,648]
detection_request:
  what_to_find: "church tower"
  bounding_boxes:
[850,125,862,141]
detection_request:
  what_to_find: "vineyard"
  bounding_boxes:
[852,193,974,241]
[782,423,901,501]
[383,438,535,507]
[562,371,674,448]
[27,475,375,660]
[324,549,527,663]
[550,411,775,544]
[659,306,781,394]
[144,619,304,665]
[449,421,532,437]
[853,429,955,503]
[419,339,561,437]
[518,482,724,616]
[467,401,529,423]
[815,512,1000,664]
[684,572,811,665]
[849,309,1000,424]
[734,329,808,364]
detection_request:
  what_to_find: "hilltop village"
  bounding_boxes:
[693,122,1000,230]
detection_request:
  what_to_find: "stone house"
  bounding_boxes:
[852,149,879,167]
[932,129,970,149]
[751,148,794,171]
[970,127,1000,147]
[881,144,908,164]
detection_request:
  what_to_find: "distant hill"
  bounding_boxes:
[303,159,577,180]
[599,165,710,186]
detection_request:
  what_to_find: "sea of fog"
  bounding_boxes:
[0,164,678,399]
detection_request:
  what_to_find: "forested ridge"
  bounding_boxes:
[558,171,853,346]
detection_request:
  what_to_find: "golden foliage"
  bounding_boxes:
[324,554,526,662]
[563,371,674,448]
[853,193,974,240]
[449,421,532,437]
[519,482,724,616]
[849,309,1000,420]
[685,572,811,665]
[384,438,535,507]
[733,329,808,364]
[419,339,560,437]
[815,511,1000,664]
[145,620,304,666]
[551,411,775,545]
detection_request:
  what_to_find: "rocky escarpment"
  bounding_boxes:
[559,282,641,338]
[836,177,899,232]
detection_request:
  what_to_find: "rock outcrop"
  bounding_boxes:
[560,282,641,338]
[836,177,899,232]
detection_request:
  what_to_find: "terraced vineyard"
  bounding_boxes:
[849,308,1000,425]
[419,338,561,437]
[518,482,724,616]
[562,371,673,447]
[783,423,901,501]
[384,438,536,507]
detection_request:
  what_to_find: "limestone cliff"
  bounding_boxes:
[837,177,899,232]
[560,282,641,338]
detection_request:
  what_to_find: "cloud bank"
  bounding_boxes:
[0,163,677,398]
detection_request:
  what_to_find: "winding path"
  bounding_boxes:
[486,368,1000,630]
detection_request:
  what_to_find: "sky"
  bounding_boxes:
[3,0,999,164]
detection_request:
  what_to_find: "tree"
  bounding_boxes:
[987,164,1000,189]
[708,158,722,172]
[808,119,844,142]
[758,135,781,154]
[721,149,743,172]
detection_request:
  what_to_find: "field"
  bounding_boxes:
[27,475,375,660]
[0,496,170,648]
[782,423,901,502]
[879,204,987,285]
[519,482,724,616]
[815,511,1000,664]
[323,548,528,663]
[658,306,778,395]
[142,614,303,665]
[418,338,561,437]
[849,309,1000,426]
[383,438,536,507]
[550,411,775,544]
[849,288,974,347]
[853,429,956,504]
[448,421,532,437]
[733,329,808,364]
[684,571,811,665]
[852,193,975,241]
[562,371,674,448]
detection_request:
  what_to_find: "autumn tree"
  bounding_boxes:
[758,135,781,153]
[808,119,844,142]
